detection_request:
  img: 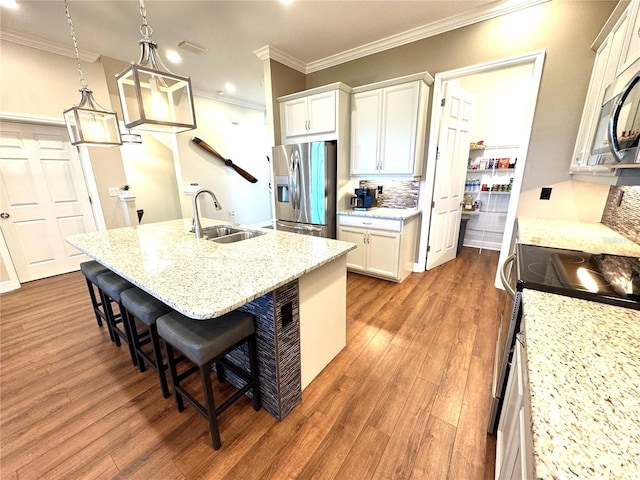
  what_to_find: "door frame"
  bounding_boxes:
[416,51,545,285]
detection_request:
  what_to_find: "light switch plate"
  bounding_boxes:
[108,187,120,197]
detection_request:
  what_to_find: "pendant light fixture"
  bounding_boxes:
[62,0,122,147]
[115,0,197,133]
[121,129,143,144]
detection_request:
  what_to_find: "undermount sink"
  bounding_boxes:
[211,230,265,244]
[200,225,242,239]
[198,225,266,244]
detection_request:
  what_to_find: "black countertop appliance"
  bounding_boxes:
[350,187,377,210]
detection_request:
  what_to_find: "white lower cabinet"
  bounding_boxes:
[339,226,401,278]
[496,337,534,480]
[337,213,419,282]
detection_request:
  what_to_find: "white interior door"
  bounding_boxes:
[426,85,475,270]
[0,122,95,282]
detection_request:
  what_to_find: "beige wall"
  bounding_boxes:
[303,1,616,194]
[0,40,129,229]
[173,96,272,226]
[266,59,306,145]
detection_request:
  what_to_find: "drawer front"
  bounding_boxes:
[338,215,402,232]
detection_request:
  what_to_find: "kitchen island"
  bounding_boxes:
[66,218,356,420]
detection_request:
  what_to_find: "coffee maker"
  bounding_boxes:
[350,187,377,210]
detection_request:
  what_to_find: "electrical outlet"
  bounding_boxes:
[377,185,383,194]
[228,211,235,218]
[108,187,120,197]
[540,187,552,200]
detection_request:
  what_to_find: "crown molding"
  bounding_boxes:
[193,89,265,112]
[306,0,549,73]
[0,29,99,63]
[253,45,306,73]
[255,0,548,74]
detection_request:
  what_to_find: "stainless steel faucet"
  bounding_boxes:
[192,188,222,239]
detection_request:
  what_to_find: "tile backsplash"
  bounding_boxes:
[601,186,640,244]
[359,179,420,209]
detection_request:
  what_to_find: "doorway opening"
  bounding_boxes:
[418,51,545,288]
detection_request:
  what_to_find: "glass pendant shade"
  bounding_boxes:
[63,88,122,147]
[116,38,197,133]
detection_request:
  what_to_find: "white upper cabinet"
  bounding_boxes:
[279,83,352,144]
[618,0,640,75]
[350,73,432,177]
[570,1,640,185]
[350,89,382,174]
[281,90,336,138]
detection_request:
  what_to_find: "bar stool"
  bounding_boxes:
[157,310,261,450]
[79,261,109,330]
[120,288,173,398]
[96,271,137,366]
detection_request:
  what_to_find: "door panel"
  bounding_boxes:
[0,122,95,282]
[427,85,475,270]
[381,82,419,174]
[367,230,400,278]
[338,227,366,270]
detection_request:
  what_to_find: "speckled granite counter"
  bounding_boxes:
[337,207,421,221]
[522,289,640,479]
[518,218,640,256]
[67,218,356,418]
[67,217,355,319]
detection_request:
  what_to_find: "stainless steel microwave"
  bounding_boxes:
[589,60,640,166]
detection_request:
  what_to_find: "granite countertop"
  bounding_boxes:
[518,217,640,256]
[66,218,356,319]
[522,289,640,479]
[337,207,421,220]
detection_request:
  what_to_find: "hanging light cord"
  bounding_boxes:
[64,0,87,90]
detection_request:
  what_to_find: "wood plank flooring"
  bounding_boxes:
[0,247,505,479]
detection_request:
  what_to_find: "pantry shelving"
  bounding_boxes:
[463,145,518,251]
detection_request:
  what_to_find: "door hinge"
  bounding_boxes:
[441,98,446,107]
[427,245,431,252]
[88,196,93,205]
[431,201,435,208]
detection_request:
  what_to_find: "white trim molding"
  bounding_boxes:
[0,29,100,62]
[255,0,549,74]
[253,45,307,73]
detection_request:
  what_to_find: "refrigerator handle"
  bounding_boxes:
[289,153,298,210]
[295,153,302,211]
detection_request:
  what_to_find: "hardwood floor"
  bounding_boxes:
[0,247,505,479]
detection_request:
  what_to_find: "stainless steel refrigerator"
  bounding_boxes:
[272,141,337,238]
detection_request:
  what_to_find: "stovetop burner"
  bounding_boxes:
[516,244,640,310]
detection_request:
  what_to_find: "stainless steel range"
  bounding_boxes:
[515,244,640,309]
[489,242,640,434]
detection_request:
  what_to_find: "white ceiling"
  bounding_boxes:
[1,0,537,108]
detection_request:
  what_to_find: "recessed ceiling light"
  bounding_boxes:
[166,49,182,64]
[0,0,19,9]
[225,82,236,94]
[217,90,225,96]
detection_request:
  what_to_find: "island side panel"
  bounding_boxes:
[299,255,347,390]
[236,280,301,420]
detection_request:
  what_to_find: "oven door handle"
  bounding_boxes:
[500,253,516,299]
